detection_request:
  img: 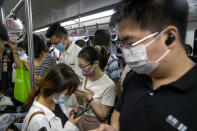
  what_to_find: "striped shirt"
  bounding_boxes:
[35,54,56,78]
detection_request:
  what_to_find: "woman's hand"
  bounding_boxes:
[77,88,94,101]
[68,114,81,125]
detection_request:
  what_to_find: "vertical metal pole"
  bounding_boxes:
[1,7,5,24]
[25,0,34,89]
[78,0,81,28]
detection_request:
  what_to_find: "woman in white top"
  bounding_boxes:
[22,63,81,131]
[77,47,116,131]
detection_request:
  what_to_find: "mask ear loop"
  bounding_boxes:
[148,29,170,63]
[155,49,170,63]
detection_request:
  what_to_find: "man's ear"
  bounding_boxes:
[163,26,178,49]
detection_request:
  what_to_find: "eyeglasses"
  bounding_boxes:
[123,29,167,48]
[78,63,91,69]
[131,32,159,47]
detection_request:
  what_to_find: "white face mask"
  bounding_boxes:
[122,29,170,75]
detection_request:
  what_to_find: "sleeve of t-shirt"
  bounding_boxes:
[101,83,116,107]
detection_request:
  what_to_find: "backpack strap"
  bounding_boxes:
[27,111,51,128]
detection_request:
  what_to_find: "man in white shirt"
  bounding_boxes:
[46,23,84,83]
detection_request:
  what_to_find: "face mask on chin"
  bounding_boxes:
[122,29,170,75]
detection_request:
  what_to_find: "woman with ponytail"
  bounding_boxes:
[76,47,116,130]
[22,63,81,131]
[93,29,122,98]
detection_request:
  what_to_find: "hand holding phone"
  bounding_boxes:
[74,103,90,119]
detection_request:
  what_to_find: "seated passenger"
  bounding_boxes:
[22,63,81,131]
[77,47,116,130]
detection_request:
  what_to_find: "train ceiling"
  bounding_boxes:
[2,0,197,29]
[2,0,120,29]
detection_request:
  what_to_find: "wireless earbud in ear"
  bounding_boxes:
[165,34,175,46]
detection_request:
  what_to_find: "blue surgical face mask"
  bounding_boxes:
[18,50,24,56]
[56,42,66,52]
[53,94,70,104]
[6,50,11,54]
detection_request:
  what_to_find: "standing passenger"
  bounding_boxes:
[94,29,121,97]
[93,0,197,131]
[77,47,116,130]
[46,23,83,83]
[22,64,81,131]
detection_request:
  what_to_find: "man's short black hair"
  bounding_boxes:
[75,39,86,48]
[93,29,110,47]
[0,23,9,42]
[110,0,188,44]
[46,22,68,38]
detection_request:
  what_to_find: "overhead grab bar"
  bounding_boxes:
[7,0,25,18]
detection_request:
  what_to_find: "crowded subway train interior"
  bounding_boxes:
[0,0,197,131]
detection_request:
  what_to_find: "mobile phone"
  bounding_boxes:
[74,104,90,119]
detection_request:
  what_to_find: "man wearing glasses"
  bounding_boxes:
[92,0,197,131]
